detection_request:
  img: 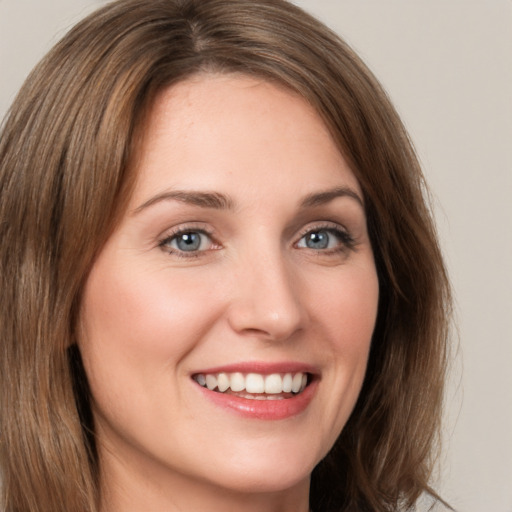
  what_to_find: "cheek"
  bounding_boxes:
[316,264,378,396]
[80,263,216,361]
[313,262,379,351]
[77,257,226,419]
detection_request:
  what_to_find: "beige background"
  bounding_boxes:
[1,1,511,511]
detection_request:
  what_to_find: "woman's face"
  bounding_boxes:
[79,74,379,508]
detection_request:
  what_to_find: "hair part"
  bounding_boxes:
[0,1,452,511]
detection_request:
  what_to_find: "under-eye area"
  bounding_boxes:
[192,372,314,400]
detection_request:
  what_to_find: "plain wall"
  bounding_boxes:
[1,1,511,511]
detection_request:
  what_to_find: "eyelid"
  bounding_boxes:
[296,221,349,238]
[158,223,219,257]
[294,221,356,250]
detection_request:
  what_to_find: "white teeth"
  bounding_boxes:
[217,373,230,392]
[246,373,265,393]
[291,373,303,393]
[282,373,293,393]
[194,371,309,396]
[205,374,217,390]
[230,372,245,392]
[264,373,283,394]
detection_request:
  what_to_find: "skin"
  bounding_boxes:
[78,74,379,512]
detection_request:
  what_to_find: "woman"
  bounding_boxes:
[0,0,452,511]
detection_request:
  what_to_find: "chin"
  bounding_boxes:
[196,436,324,494]
[209,465,312,495]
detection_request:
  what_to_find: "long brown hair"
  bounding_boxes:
[0,1,452,510]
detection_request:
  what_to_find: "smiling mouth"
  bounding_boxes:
[192,372,310,400]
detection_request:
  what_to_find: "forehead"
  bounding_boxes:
[130,73,361,207]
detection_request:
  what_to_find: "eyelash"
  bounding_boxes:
[158,223,355,259]
[158,226,217,259]
[295,223,356,254]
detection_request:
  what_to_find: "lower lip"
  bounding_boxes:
[194,380,318,420]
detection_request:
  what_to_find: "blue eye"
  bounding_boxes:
[161,230,213,254]
[297,228,350,251]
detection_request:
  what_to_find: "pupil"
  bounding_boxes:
[177,232,200,251]
[307,231,328,249]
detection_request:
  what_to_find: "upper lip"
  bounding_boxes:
[191,361,319,376]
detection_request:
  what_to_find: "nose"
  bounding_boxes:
[226,249,306,342]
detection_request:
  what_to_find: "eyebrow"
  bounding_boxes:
[133,190,234,214]
[300,186,364,209]
[133,185,363,215]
